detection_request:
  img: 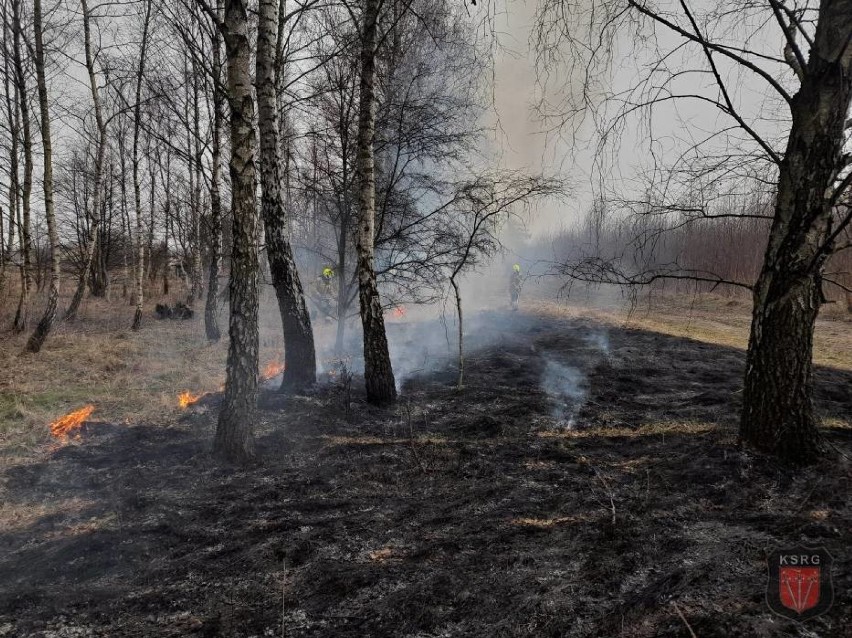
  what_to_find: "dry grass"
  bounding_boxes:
[0,284,289,461]
[509,515,590,528]
[537,420,718,440]
[321,434,451,446]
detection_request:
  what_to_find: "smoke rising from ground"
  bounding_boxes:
[540,360,586,427]
[539,328,609,429]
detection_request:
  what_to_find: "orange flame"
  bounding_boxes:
[50,405,95,440]
[262,360,285,380]
[178,391,203,409]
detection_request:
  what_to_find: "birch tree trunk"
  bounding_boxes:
[740,0,852,464]
[0,205,4,293]
[156,144,172,296]
[67,0,108,322]
[131,0,153,330]
[191,56,204,302]
[26,0,58,353]
[355,0,396,404]
[146,146,157,283]
[204,0,224,342]
[116,128,130,299]
[334,124,352,356]
[214,0,260,463]
[11,0,32,333]
[256,0,316,390]
[3,39,20,310]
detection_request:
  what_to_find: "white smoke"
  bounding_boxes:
[540,360,587,428]
[583,330,610,355]
[539,327,611,428]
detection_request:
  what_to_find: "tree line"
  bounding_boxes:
[0,0,557,462]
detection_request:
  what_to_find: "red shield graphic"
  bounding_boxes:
[779,566,820,614]
[766,546,833,621]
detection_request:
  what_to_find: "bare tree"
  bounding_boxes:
[353,0,396,404]
[210,0,260,463]
[187,47,204,302]
[445,175,562,387]
[157,0,226,339]
[257,0,317,390]
[9,0,32,333]
[1,28,20,301]
[535,0,852,464]
[204,0,224,342]
[25,0,58,352]
[65,0,107,322]
[131,0,153,330]
[297,27,359,355]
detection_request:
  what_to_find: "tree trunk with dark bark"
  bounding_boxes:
[214,0,260,463]
[11,0,32,333]
[89,159,112,299]
[68,0,111,322]
[451,276,464,388]
[256,0,316,390]
[64,224,98,322]
[205,0,224,343]
[131,0,153,331]
[191,57,204,303]
[26,0,59,353]
[355,0,396,404]
[740,0,852,464]
[335,227,348,355]
[120,144,130,299]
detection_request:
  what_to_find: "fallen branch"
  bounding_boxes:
[671,601,698,638]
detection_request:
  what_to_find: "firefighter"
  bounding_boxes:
[316,267,336,320]
[510,263,522,310]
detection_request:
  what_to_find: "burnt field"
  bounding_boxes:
[1,310,850,638]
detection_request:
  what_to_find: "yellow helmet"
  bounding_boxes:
[322,267,334,278]
[513,264,521,272]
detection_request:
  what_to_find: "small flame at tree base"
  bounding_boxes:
[261,361,285,380]
[178,391,203,409]
[50,405,95,440]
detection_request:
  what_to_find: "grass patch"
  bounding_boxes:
[0,288,289,459]
[529,294,852,370]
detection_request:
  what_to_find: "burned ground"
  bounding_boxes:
[1,311,850,637]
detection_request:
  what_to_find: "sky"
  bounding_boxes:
[486,0,583,238]
[480,0,795,240]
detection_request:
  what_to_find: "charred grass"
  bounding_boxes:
[0,302,851,637]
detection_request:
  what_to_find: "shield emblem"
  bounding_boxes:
[767,546,833,621]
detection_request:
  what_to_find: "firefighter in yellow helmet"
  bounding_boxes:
[319,267,334,295]
[510,263,522,310]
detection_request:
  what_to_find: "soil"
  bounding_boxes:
[1,310,850,637]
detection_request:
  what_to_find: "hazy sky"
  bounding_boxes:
[487,0,583,238]
[482,0,793,239]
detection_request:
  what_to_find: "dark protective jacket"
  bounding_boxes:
[510,271,522,298]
